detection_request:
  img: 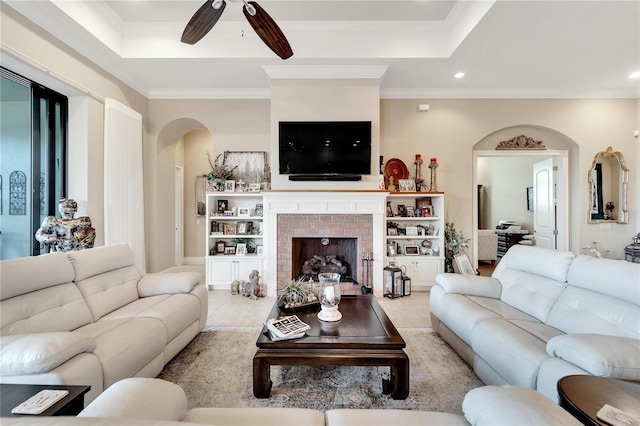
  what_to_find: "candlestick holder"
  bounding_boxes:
[414,155,424,192]
[428,158,439,192]
[318,273,342,322]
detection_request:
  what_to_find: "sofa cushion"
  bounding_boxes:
[567,255,640,306]
[186,407,328,426]
[492,246,574,322]
[79,378,187,421]
[67,244,141,281]
[0,252,74,301]
[0,332,96,375]
[462,386,581,425]
[471,318,550,388]
[0,283,94,335]
[324,409,469,426]
[138,272,201,297]
[100,294,201,342]
[76,318,166,387]
[547,334,640,380]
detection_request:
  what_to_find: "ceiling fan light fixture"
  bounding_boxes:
[243,0,256,16]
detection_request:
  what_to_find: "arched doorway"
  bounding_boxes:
[472,125,578,270]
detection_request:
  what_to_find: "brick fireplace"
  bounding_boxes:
[262,191,388,297]
[277,214,373,293]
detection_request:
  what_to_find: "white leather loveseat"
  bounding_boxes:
[430,245,640,401]
[1,377,583,425]
[0,244,208,403]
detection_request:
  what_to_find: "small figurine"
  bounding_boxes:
[243,269,264,300]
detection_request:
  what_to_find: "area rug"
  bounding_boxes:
[158,328,482,414]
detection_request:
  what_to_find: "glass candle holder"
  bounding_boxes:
[317,272,342,322]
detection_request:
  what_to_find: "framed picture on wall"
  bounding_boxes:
[526,186,534,212]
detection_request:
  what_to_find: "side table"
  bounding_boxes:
[558,375,640,426]
[1,384,91,417]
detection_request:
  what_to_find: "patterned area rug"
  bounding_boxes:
[158,328,482,414]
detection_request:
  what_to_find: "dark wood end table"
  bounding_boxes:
[558,375,640,425]
[1,384,91,417]
[253,295,409,400]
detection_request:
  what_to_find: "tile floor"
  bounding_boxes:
[168,265,432,330]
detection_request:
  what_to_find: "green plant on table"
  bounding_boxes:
[279,278,317,308]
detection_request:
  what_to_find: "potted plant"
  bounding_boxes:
[279,278,317,309]
[444,222,469,273]
[204,152,237,191]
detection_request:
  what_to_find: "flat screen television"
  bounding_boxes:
[279,121,372,180]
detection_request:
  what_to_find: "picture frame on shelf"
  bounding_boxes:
[406,206,415,217]
[215,240,226,253]
[255,204,263,217]
[398,179,416,192]
[387,227,398,236]
[256,245,263,256]
[236,221,249,235]
[223,223,236,235]
[397,204,407,217]
[238,207,250,218]
[217,199,228,213]
[454,252,475,275]
[406,226,418,236]
[249,183,261,192]
[423,206,433,217]
[416,197,432,210]
[387,243,397,256]
[404,244,420,256]
[224,246,236,255]
[236,243,247,256]
[224,180,236,192]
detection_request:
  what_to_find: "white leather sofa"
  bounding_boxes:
[0,244,208,404]
[0,377,583,425]
[430,245,640,401]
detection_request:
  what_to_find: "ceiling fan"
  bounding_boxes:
[181,0,293,60]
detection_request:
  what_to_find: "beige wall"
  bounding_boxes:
[3,4,638,269]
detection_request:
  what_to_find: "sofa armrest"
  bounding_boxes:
[79,378,187,421]
[138,272,201,297]
[547,334,640,380]
[462,386,581,425]
[0,332,96,376]
[435,273,502,298]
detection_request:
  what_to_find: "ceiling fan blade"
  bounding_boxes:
[181,0,226,45]
[243,1,293,60]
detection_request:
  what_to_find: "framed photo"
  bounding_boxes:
[526,186,534,212]
[215,240,226,253]
[406,206,415,217]
[387,227,398,236]
[387,243,396,256]
[236,221,249,235]
[217,199,228,213]
[397,204,407,217]
[224,246,236,255]
[386,204,393,217]
[249,183,261,192]
[224,180,236,192]
[406,226,418,236]
[423,206,433,217]
[454,252,475,275]
[416,197,432,210]
[256,245,263,256]
[404,244,420,256]
[238,207,250,218]
[223,223,236,235]
[398,179,416,192]
[255,204,263,217]
[236,243,247,256]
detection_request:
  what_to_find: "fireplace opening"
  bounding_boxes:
[292,237,357,283]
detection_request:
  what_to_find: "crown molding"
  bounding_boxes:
[262,65,389,80]
[380,88,640,99]
[148,87,271,100]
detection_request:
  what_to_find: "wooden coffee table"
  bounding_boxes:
[1,384,91,417]
[253,295,409,399]
[558,375,640,425]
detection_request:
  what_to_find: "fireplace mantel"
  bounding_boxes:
[262,191,388,297]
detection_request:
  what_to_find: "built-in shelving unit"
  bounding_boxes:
[205,192,264,290]
[384,192,445,290]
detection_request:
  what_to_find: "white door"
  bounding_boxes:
[533,158,556,249]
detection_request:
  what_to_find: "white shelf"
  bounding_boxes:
[209,216,263,221]
[209,234,263,239]
[386,236,439,240]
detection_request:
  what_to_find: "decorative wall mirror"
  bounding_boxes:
[588,147,628,224]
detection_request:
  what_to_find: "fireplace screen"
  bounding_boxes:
[292,237,356,283]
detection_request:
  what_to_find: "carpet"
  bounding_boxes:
[158,327,483,414]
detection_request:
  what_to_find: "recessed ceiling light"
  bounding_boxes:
[454,72,465,79]
[630,71,640,79]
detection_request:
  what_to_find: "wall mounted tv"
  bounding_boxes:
[279,121,372,181]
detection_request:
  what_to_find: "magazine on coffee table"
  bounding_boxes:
[265,315,310,341]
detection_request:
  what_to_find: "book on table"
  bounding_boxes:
[265,315,310,341]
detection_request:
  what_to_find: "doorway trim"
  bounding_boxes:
[472,149,569,267]
[175,164,184,266]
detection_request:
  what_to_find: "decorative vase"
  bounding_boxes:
[317,273,342,322]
